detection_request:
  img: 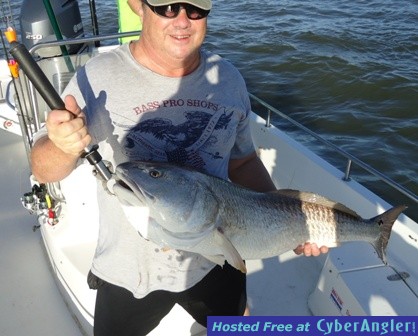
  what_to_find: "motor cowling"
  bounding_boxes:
[19,0,84,58]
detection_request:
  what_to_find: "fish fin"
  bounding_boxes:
[202,255,228,267]
[370,205,407,263]
[213,228,247,273]
[276,189,361,218]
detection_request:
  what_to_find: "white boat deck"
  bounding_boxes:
[0,130,84,336]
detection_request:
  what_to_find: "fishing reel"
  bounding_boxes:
[21,183,60,230]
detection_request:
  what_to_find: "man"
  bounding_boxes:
[31,1,327,334]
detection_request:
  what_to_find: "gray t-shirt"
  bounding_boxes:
[58,43,255,298]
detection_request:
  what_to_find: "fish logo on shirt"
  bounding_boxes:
[124,110,233,169]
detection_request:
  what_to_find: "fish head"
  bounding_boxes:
[115,161,220,234]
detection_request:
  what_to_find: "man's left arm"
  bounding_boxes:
[229,151,276,192]
[228,151,329,257]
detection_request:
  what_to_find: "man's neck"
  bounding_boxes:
[130,40,201,77]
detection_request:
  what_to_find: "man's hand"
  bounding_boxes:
[31,95,91,183]
[46,95,91,157]
[293,243,329,257]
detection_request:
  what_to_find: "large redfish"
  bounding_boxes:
[114,161,406,273]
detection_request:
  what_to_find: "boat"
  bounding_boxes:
[1,1,417,335]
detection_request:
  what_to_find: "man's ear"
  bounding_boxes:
[128,0,143,17]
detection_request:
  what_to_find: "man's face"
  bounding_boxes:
[139,3,207,70]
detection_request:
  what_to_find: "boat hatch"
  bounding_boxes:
[309,243,418,316]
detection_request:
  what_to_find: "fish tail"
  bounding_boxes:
[370,205,407,263]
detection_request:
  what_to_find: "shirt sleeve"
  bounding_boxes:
[230,92,255,160]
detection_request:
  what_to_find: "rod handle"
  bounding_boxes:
[9,41,65,110]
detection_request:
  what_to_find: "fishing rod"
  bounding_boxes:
[8,41,113,183]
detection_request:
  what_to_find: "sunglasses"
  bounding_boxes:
[143,1,210,20]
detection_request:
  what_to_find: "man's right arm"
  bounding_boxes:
[31,95,91,183]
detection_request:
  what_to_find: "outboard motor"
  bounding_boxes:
[19,0,84,58]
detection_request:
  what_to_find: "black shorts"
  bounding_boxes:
[93,263,247,336]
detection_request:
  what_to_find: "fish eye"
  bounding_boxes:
[149,170,162,178]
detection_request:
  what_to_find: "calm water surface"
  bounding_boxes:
[4,0,418,217]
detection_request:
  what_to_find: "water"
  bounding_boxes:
[3,0,417,217]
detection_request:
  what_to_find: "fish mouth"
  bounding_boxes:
[116,179,131,191]
[115,166,154,202]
